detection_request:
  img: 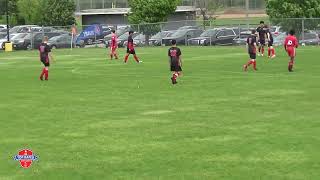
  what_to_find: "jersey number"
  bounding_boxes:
[287,40,293,45]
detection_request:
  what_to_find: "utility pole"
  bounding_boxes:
[6,0,10,42]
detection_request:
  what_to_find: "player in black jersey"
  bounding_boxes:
[168,40,182,84]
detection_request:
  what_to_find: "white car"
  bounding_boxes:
[0,25,8,29]
[0,33,19,49]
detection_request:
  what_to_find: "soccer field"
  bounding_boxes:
[1,46,320,179]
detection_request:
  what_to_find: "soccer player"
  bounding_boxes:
[168,40,182,84]
[284,30,299,72]
[256,21,267,56]
[39,36,53,81]
[266,28,276,59]
[109,29,118,60]
[124,30,141,63]
[243,30,258,71]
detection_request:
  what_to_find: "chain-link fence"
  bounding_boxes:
[1,18,320,51]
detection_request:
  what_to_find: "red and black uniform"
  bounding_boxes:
[247,34,257,60]
[168,47,182,72]
[256,26,267,45]
[267,30,274,47]
[39,42,51,67]
[284,34,298,72]
[284,35,298,58]
[127,35,135,54]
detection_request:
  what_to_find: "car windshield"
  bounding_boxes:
[151,32,162,39]
[200,29,217,37]
[49,36,60,41]
[170,30,188,37]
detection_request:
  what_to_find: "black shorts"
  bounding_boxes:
[249,53,256,59]
[259,39,266,45]
[170,62,182,72]
[127,48,136,54]
[268,40,273,47]
[41,59,50,67]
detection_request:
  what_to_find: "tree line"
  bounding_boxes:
[0,0,75,26]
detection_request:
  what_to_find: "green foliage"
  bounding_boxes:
[128,0,180,38]
[266,0,320,35]
[17,0,42,24]
[41,0,76,26]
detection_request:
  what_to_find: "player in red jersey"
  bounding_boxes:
[168,40,182,84]
[284,30,299,72]
[39,36,53,81]
[124,30,141,63]
[243,30,258,71]
[256,21,267,56]
[109,29,118,60]
[266,27,276,59]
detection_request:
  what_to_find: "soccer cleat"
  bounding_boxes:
[271,55,276,59]
[40,77,43,81]
[261,54,264,57]
[258,53,261,56]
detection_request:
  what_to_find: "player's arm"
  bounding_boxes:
[295,38,299,48]
[284,38,288,50]
[179,55,182,67]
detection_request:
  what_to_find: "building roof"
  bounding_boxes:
[75,6,196,16]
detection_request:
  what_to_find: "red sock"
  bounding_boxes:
[268,48,271,57]
[258,47,261,53]
[261,47,264,55]
[272,49,275,56]
[133,55,139,63]
[246,60,253,66]
[124,54,129,63]
[40,68,45,79]
[253,61,257,70]
[45,69,49,80]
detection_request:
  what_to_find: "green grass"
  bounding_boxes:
[1,46,320,180]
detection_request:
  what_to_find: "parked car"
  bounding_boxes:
[162,29,203,46]
[47,34,75,49]
[104,26,131,43]
[113,32,140,47]
[273,32,287,46]
[31,27,57,33]
[149,31,175,46]
[188,28,238,46]
[233,31,252,46]
[177,26,200,30]
[0,33,19,49]
[123,33,146,47]
[1,33,29,49]
[13,32,65,50]
[300,32,320,46]
[9,25,39,33]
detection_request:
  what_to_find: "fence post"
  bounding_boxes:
[30,30,33,50]
[302,18,305,41]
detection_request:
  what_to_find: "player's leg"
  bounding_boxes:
[113,48,119,59]
[124,52,130,63]
[44,66,49,80]
[261,42,265,56]
[270,46,276,58]
[40,63,46,81]
[110,48,114,60]
[244,53,255,71]
[132,50,140,63]
[287,48,295,72]
[258,43,262,56]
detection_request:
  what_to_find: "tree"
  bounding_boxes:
[41,0,76,26]
[128,0,180,45]
[266,0,320,36]
[196,0,223,29]
[17,0,42,24]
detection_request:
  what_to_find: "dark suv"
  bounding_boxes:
[162,29,203,46]
[188,28,239,46]
[13,32,65,50]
